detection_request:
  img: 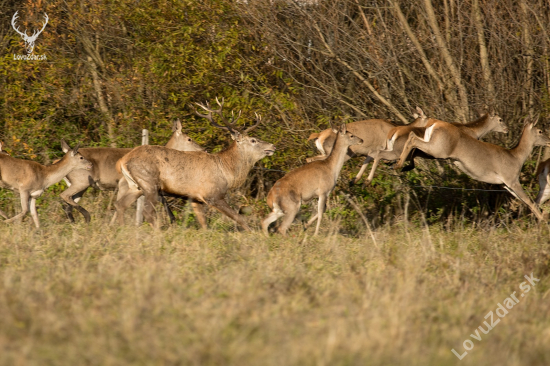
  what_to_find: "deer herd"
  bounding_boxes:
[1,99,550,235]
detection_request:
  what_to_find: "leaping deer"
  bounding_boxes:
[395,120,550,220]
[263,123,363,236]
[114,98,276,230]
[11,11,49,54]
[379,111,508,176]
[306,107,430,185]
[0,141,92,228]
[61,120,203,223]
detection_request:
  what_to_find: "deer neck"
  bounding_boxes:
[218,142,256,189]
[463,116,490,138]
[42,155,77,188]
[324,135,351,178]
[510,129,535,163]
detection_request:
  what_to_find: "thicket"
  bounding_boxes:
[1,0,550,228]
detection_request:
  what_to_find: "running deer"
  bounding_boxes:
[114,98,276,229]
[378,111,508,178]
[262,123,363,236]
[395,120,550,220]
[0,141,92,228]
[306,107,430,185]
[535,158,550,207]
[60,120,203,223]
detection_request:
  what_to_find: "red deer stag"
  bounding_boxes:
[306,107,430,185]
[0,141,92,228]
[262,123,363,236]
[61,120,203,223]
[114,98,275,230]
[395,120,550,220]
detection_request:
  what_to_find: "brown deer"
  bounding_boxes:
[0,141,92,228]
[395,120,550,220]
[306,107,429,185]
[61,120,203,223]
[535,158,550,207]
[262,123,363,236]
[114,99,276,230]
[378,112,508,179]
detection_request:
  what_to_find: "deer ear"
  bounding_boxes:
[71,143,81,156]
[172,119,182,133]
[340,123,347,134]
[230,131,243,142]
[61,140,71,153]
[415,106,425,117]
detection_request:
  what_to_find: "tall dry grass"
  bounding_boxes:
[0,207,549,365]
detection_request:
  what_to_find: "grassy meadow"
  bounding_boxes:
[0,193,549,366]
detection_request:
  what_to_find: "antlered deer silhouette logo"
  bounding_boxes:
[11,11,49,54]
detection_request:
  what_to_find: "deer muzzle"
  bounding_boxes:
[264,145,276,156]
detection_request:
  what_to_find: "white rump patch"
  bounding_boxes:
[315,139,326,155]
[385,132,398,151]
[121,165,139,189]
[422,124,436,142]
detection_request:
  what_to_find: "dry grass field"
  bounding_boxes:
[1,200,550,366]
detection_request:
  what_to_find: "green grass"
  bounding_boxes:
[1,210,550,365]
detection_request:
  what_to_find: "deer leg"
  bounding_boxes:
[350,156,373,185]
[60,183,90,223]
[276,204,300,236]
[313,195,327,236]
[208,198,251,231]
[504,182,544,221]
[363,157,381,186]
[5,191,30,224]
[396,133,426,170]
[400,149,418,172]
[261,203,284,236]
[304,213,319,228]
[159,193,176,224]
[142,187,160,226]
[306,154,328,163]
[191,201,208,229]
[114,187,143,225]
[535,168,550,206]
[29,197,40,229]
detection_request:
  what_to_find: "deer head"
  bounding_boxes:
[60,140,93,171]
[192,97,276,159]
[165,119,205,152]
[11,11,49,54]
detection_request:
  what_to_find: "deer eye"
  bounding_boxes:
[188,138,191,142]
[80,156,83,159]
[251,139,257,143]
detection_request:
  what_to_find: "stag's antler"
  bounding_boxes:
[242,113,262,134]
[192,97,242,135]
